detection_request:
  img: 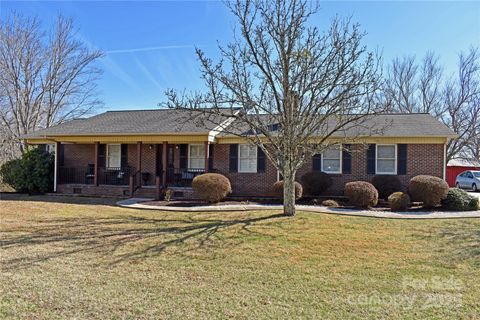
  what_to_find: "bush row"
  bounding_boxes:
[193,172,477,212]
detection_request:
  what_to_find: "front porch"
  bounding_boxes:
[54,141,213,199]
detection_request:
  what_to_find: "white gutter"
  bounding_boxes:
[207,110,240,143]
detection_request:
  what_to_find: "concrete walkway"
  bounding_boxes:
[117,198,480,219]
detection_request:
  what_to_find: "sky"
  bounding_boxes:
[1,0,479,112]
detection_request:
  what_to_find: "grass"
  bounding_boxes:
[1,194,479,319]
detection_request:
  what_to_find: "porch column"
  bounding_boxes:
[162,141,167,187]
[136,141,142,186]
[54,141,60,192]
[204,141,209,173]
[94,142,99,186]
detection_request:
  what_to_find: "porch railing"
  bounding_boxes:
[58,166,134,186]
[58,166,95,185]
[57,166,207,188]
[166,168,206,187]
[97,167,133,186]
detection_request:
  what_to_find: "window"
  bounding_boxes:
[188,144,205,169]
[238,144,257,173]
[107,144,121,168]
[322,145,341,173]
[376,144,396,174]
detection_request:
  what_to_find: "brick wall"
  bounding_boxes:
[211,144,278,196]
[59,142,445,198]
[212,143,445,196]
[57,184,129,197]
[63,144,95,167]
[127,144,157,185]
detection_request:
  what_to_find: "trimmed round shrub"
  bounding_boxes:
[272,180,303,200]
[388,192,411,211]
[409,175,449,208]
[192,173,232,203]
[371,175,402,200]
[344,181,378,208]
[321,199,339,207]
[441,188,479,211]
[300,171,332,196]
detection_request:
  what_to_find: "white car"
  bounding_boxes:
[455,170,480,192]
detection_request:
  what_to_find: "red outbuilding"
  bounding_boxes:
[446,159,480,187]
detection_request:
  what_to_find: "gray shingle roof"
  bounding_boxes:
[22,109,231,138]
[220,113,457,138]
[23,110,456,139]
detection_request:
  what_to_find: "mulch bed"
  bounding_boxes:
[140,198,441,212]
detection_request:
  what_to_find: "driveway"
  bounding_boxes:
[468,191,480,201]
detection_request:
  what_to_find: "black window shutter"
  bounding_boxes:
[397,144,407,175]
[208,144,214,170]
[257,146,266,172]
[312,154,322,171]
[179,144,188,169]
[59,144,65,166]
[121,144,128,168]
[367,144,376,174]
[342,144,352,174]
[98,144,106,168]
[229,144,238,173]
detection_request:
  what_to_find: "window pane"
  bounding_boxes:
[189,145,205,169]
[323,159,340,172]
[377,159,395,173]
[190,159,204,169]
[239,158,256,172]
[239,145,249,156]
[323,146,340,159]
[108,145,121,168]
[378,145,395,158]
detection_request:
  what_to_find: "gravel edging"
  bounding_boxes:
[117,198,480,219]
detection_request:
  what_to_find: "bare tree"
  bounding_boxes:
[384,52,444,117]
[442,48,480,162]
[384,48,480,162]
[164,0,383,216]
[0,13,103,161]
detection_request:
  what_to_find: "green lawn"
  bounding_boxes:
[1,194,479,319]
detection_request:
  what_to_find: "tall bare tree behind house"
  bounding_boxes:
[165,0,384,216]
[383,48,480,162]
[0,14,104,161]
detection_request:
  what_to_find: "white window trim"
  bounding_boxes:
[376,144,397,175]
[321,144,342,174]
[238,144,257,173]
[188,144,205,169]
[106,144,121,168]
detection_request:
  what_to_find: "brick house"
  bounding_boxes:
[23,109,456,199]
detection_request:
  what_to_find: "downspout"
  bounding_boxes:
[443,140,447,181]
[54,142,58,192]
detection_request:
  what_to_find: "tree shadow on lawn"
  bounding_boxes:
[1,212,286,270]
[412,221,480,266]
[0,192,120,207]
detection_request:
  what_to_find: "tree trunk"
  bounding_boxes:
[283,172,296,216]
